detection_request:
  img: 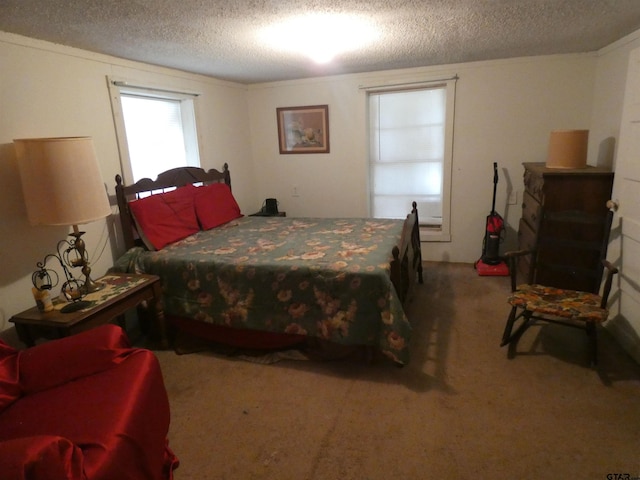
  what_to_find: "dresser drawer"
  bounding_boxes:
[521,191,542,232]
[523,168,545,203]
[517,217,536,251]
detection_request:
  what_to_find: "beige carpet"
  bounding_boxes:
[152,262,640,480]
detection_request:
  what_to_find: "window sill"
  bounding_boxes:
[419,227,451,242]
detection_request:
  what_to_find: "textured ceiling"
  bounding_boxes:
[2,0,640,84]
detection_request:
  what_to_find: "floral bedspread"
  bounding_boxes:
[113,216,412,364]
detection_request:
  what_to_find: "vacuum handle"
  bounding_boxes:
[491,162,498,213]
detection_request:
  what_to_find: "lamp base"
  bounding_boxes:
[82,279,105,294]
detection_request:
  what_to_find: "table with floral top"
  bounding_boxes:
[10,274,165,347]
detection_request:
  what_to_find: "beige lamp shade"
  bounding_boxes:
[14,137,111,226]
[546,129,589,169]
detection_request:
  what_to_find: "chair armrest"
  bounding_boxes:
[18,325,133,394]
[0,436,86,480]
[602,259,618,274]
[600,260,619,307]
[504,249,534,259]
[504,249,535,291]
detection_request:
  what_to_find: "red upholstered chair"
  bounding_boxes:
[0,324,179,480]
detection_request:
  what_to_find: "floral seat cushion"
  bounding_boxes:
[508,284,608,323]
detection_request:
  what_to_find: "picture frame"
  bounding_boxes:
[276,105,330,154]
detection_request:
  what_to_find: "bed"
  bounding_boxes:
[113,164,423,364]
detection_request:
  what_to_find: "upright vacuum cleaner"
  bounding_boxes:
[475,162,509,276]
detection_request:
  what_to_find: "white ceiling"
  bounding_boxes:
[2,0,640,84]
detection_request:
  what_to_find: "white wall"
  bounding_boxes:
[2,26,639,338]
[589,30,640,170]
[0,32,252,331]
[247,54,597,263]
[589,30,640,363]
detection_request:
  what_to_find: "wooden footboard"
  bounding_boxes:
[390,201,423,305]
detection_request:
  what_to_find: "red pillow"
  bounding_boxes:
[0,341,21,412]
[194,183,243,230]
[129,184,199,250]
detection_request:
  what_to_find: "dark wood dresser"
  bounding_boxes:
[517,162,614,292]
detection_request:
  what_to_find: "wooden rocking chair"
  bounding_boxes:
[500,211,618,366]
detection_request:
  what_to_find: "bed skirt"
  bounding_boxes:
[167,316,306,350]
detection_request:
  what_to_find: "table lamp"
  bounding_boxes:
[14,137,111,310]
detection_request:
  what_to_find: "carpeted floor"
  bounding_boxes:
[153,261,640,479]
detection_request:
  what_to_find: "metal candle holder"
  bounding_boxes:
[31,233,102,313]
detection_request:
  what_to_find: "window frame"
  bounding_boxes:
[107,77,202,185]
[365,77,456,242]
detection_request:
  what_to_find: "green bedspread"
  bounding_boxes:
[114,216,412,364]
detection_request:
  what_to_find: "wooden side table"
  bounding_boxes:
[10,273,167,348]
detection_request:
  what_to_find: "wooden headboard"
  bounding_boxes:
[115,163,231,250]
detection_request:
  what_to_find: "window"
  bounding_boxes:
[368,79,456,240]
[108,78,200,184]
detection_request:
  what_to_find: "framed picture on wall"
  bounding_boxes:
[276,105,330,154]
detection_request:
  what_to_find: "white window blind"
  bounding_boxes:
[121,95,192,183]
[368,80,455,238]
[108,78,201,184]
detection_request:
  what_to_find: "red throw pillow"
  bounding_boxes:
[194,183,243,230]
[129,184,199,250]
[0,341,21,412]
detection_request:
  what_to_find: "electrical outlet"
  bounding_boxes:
[292,185,299,197]
[508,190,518,205]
